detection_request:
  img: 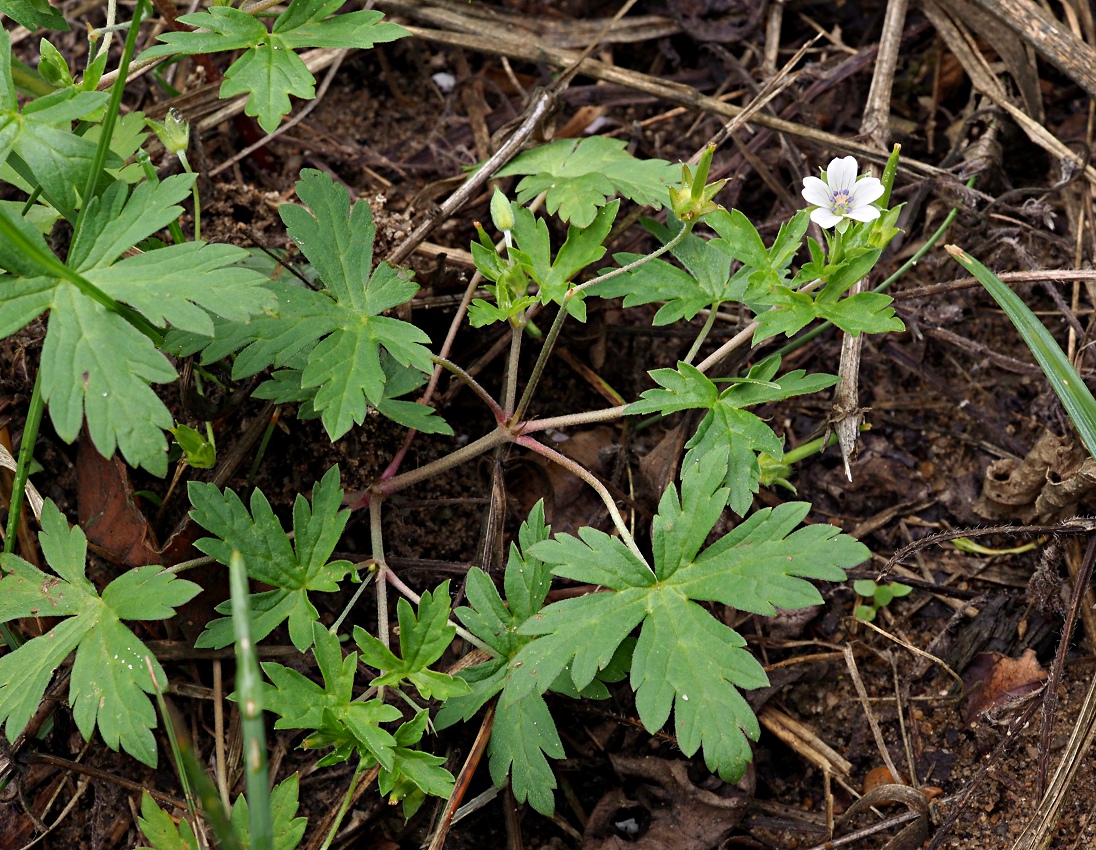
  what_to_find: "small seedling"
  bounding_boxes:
[853,579,912,622]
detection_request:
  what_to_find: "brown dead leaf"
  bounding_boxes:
[963,648,1047,724]
[76,434,161,567]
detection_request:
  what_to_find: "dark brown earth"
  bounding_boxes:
[5,0,1096,847]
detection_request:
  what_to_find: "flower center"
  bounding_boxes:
[829,188,852,214]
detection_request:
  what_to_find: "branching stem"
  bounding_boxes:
[370,429,509,501]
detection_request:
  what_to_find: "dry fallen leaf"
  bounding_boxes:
[963,648,1047,724]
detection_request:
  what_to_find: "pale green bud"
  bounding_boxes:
[490,187,514,233]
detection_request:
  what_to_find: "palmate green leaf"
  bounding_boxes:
[0,173,273,475]
[221,40,314,134]
[189,465,355,651]
[230,774,308,850]
[378,711,456,818]
[184,170,441,440]
[68,175,196,271]
[627,358,836,514]
[497,136,678,227]
[0,0,68,30]
[139,775,306,850]
[354,581,469,700]
[261,622,401,769]
[142,5,406,132]
[0,501,200,766]
[590,212,766,324]
[41,287,178,476]
[504,451,867,788]
[435,504,577,816]
[137,791,199,850]
[0,31,111,219]
[507,200,618,320]
[177,169,442,442]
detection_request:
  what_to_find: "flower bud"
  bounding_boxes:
[147,109,190,156]
[490,187,514,233]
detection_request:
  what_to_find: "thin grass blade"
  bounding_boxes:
[946,245,1096,458]
[230,550,273,850]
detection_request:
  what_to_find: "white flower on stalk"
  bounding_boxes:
[801,156,884,228]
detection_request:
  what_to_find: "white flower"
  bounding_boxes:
[801,156,884,228]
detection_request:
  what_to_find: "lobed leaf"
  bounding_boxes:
[189,465,354,651]
[0,502,200,765]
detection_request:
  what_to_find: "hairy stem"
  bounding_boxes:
[370,496,390,652]
[682,303,720,365]
[514,434,648,567]
[519,405,628,433]
[369,429,509,502]
[318,759,372,850]
[511,304,569,424]
[432,356,503,421]
[696,321,759,374]
[502,322,523,418]
[573,222,691,293]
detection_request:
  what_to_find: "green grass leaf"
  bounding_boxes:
[948,245,1096,458]
[497,136,678,227]
[0,501,200,766]
[189,465,355,651]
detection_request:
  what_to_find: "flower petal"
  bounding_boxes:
[810,207,843,228]
[826,156,858,191]
[845,205,881,222]
[850,176,885,206]
[801,176,832,207]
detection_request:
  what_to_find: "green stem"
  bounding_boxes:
[574,222,691,293]
[682,304,720,365]
[178,151,200,241]
[319,759,369,850]
[513,222,693,425]
[4,372,43,558]
[77,0,148,228]
[511,303,568,424]
[137,151,186,245]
